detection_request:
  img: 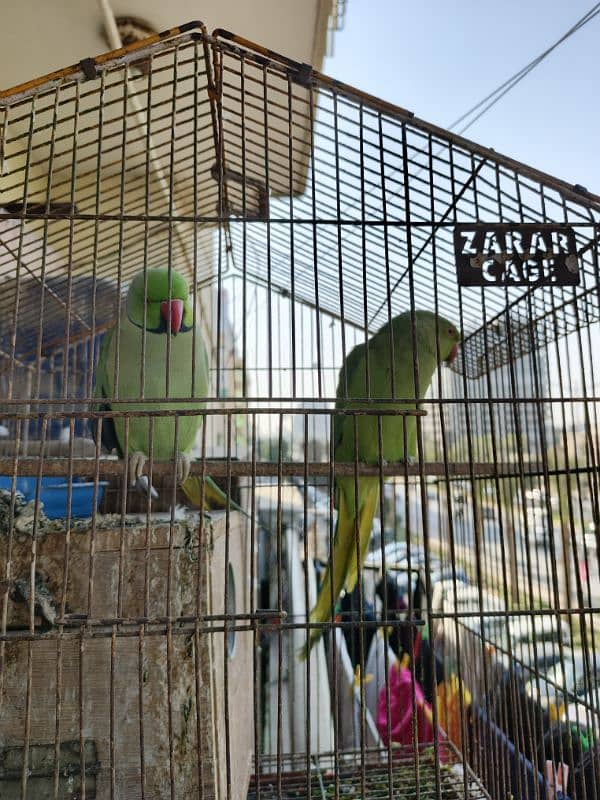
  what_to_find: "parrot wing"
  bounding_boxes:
[94,326,114,400]
[91,327,122,455]
[333,339,367,450]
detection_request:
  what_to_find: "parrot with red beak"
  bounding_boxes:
[94,267,209,485]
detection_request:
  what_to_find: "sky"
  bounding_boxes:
[324,0,600,196]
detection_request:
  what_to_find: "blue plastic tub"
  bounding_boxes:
[0,476,107,519]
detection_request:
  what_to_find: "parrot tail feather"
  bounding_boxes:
[297,624,327,661]
[181,474,245,516]
[343,480,379,594]
[298,492,357,660]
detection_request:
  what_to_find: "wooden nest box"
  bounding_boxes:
[0,510,253,800]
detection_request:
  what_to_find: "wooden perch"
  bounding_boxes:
[0,456,577,481]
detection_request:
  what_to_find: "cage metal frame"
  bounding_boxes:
[0,20,599,800]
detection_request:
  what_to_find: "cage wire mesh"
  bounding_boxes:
[0,20,599,800]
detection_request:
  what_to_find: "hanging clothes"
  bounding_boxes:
[376,652,443,757]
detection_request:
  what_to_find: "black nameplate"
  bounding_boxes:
[454,224,580,286]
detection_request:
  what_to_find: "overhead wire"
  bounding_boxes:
[449,2,600,136]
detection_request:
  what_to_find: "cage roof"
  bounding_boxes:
[1,22,599,377]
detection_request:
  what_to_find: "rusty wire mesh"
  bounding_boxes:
[0,20,599,800]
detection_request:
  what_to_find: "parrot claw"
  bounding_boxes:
[404,455,418,466]
[176,452,191,484]
[134,475,159,499]
[129,451,147,485]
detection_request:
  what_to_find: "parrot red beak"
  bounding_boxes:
[160,299,184,334]
[445,343,459,364]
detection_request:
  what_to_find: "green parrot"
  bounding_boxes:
[94,267,209,486]
[301,310,461,657]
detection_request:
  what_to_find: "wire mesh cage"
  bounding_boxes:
[1,20,600,800]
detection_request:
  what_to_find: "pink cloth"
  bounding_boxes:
[376,659,440,754]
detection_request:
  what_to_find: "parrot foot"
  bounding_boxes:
[129,451,148,485]
[404,455,418,466]
[175,452,191,484]
[134,475,159,499]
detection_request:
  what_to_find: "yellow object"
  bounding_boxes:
[549,701,565,722]
[181,475,236,512]
[436,675,472,747]
[353,665,374,692]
